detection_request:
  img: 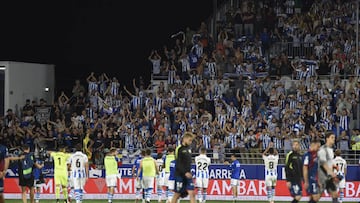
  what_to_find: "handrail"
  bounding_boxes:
[117,147,360,165]
[270,42,315,59]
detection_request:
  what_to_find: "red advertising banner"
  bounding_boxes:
[4,178,360,201]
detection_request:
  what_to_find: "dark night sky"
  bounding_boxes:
[0,0,215,96]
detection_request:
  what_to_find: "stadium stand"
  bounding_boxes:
[2,0,360,169]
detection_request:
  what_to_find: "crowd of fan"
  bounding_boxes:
[2,0,360,167]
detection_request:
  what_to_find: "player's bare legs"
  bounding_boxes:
[232,185,238,203]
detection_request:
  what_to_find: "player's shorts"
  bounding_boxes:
[325,178,337,193]
[34,177,45,187]
[162,172,170,186]
[142,176,155,189]
[54,174,68,186]
[265,175,277,187]
[338,178,345,189]
[72,177,86,190]
[156,175,164,187]
[306,180,320,195]
[19,176,35,188]
[196,177,209,188]
[0,178,3,193]
[135,177,143,189]
[319,176,337,193]
[168,179,175,190]
[174,176,194,193]
[106,174,118,187]
[289,181,302,197]
[230,178,239,186]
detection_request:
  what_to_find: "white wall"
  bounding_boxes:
[0,61,55,116]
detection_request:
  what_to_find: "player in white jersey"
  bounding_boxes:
[333,149,347,203]
[68,146,89,203]
[155,153,164,203]
[262,142,279,203]
[195,147,211,203]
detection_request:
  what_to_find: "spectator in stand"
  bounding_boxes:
[184,27,196,51]
[337,131,349,157]
[149,50,162,76]
[97,73,110,96]
[260,27,271,56]
[233,8,243,39]
[22,99,33,117]
[4,108,15,128]
[242,2,255,36]
[350,129,360,151]
[143,131,154,149]
[72,79,86,98]
[155,132,165,154]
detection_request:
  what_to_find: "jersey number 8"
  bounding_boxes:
[269,161,274,169]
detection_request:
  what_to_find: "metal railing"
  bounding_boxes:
[110,147,360,165]
[271,42,315,59]
[185,148,360,165]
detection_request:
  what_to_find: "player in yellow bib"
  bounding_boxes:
[49,146,71,203]
[138,148,159,203]
[104,148,121,203]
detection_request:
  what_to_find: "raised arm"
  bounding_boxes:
[123,85,135,97]
[103,73,110,82]
[262,142,272,156]
[154,50,161,59]
[132,78,139,91]
[86,72,95,83]
[148,50,154,61]
[178,31,185,44]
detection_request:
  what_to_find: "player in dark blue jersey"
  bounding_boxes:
[0,143,9,203]
[17,145,44,203]
[303,139,321,203]
[132,150,145,203]
[33,159,46,203]
[225,153,241,203]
